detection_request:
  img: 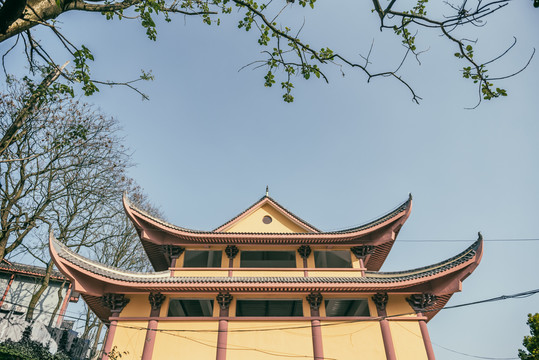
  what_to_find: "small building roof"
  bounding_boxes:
[0,259,67,282]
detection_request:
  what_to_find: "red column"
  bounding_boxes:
[0,274,15,307]
[228,258,234,277]
[56,283,72,327]
[311,316,324,360]
[358,258,366,277]
[142,293,166,360]
[372,293,397,360]
[141,318,159,360]
[379,319,397,360]
[216,311,229,360]
[406,294,438,360]
[100,294,130,360]
[297,246,311,277]
[225,246,239,277]
[418,315,436,360]
[101,316,119,360]
[215,293,233,360]
[307,292,324,360]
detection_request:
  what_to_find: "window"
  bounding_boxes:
[168,299,214,317]
[240,251,296,268]
[324,299,370,316]
[314,251,352,268]
[183,250,222,267]
[235,300,303,317]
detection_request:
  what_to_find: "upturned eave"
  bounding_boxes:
[49,232,482,323]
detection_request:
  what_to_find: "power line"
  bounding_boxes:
[1,288,537,359]
[399,238,539,243]
[393,322,519,360]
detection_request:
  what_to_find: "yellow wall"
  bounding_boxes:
[386,294,416,317]
[120,295,150,318]
[321,321,386,360]
[225,204,309,233]
[111,320,147,360]
[227,321,313,360]
[390,321,428,360]
[152,321,220,359]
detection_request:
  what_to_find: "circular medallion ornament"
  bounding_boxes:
[262,215,272,224]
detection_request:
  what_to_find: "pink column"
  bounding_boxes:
[297,245,311,277]
[311,317,324,360]
[216,317,228,360]
[142,293,166,360]
[418,314,436,360]
[303,258,309,277]
[379,319,397,360]
[100,294,130,360]
[56,283,72,327]
[406,294,438,360]
[372,293,397,360]
[225,246,239,277]
[101,317,119,360]
[307,292,324,360]
[358,258,366,276]
[0,274,14,307]
[216,293,233,360]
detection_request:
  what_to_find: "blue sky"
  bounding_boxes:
[3,0,539,358]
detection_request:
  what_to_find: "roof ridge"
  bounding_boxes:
[125,193,410,236]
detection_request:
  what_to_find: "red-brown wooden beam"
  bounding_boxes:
[56,283,72,327]
[0,274,15,307]
[418,313,436,359]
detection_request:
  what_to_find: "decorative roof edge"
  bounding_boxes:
[367,232,483,277]
[49,231,170,281]
[49,230,482,289]
[123,192,412,237]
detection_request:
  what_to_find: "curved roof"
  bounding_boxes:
[124,193,412,238]
[124,194,413,271]
[49,232,482,322]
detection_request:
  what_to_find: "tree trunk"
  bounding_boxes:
[94,325,109,360]
[25,261,53,322]
[91,321,104,359]
[48,280,66,327]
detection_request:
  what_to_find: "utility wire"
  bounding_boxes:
[2,288,539,331]
[1,288,537,359]
[399,238,539,243]
[393,322,519,360]
[129,224,539,243]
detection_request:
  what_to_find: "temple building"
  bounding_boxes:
[49,193,483,360]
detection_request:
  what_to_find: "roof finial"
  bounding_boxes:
[265,185,269,197]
